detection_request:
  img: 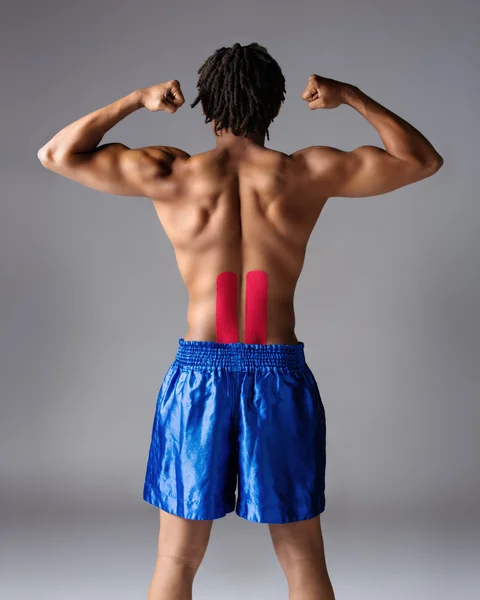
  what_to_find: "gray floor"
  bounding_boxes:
[2,504,479,599]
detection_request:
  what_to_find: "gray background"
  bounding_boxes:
[1,0,479,598]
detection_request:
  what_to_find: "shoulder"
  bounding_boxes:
[289,146,345,170]
[289,145,358,188]
[141,145,191,164]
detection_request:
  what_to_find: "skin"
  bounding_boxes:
[38,74,443,599]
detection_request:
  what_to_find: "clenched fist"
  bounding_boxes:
[301,74,348,110]
[139,80,185,113]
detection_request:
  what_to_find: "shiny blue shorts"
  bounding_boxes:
[143,338,326,524]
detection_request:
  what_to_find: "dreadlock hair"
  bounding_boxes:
[190,42,286,141]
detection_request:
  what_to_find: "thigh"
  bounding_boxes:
[156,508,214,567]
[268,514,328,568]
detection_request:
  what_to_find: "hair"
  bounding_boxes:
[190,42,286,141]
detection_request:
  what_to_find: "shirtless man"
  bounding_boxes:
[38,42,443,600]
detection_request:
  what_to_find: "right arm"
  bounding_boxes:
[292,76,444,198]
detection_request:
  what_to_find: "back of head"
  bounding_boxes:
[190,42,286,141]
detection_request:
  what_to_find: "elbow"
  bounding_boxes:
[37,145,55,166]
[413,153,444,175]
[425,151,444,172]
[37,145,69,166]
[429,153,444,172]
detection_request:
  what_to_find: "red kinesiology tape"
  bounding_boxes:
[245,270,268,344]
[216,271,239,343]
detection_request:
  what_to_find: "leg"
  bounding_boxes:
[147,508,214,600]
[269,514,335,600]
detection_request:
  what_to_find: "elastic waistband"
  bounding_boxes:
[174,338,307,371]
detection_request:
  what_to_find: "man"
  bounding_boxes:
[38,42,443,600]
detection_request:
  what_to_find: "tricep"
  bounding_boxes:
[294,145,442,199]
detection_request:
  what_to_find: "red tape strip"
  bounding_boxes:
[245,270,268,344]
[215,271,239,343]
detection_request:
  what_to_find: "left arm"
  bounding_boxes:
[37,81,190,197]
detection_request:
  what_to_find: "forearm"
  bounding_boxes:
[342,85,443,167]
[38,89,143,161]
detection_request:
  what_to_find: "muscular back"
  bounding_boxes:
[149,145,326,344]
[39,81,442,345]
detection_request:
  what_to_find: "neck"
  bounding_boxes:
[214,128,266,149]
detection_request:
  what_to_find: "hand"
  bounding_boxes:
[301,74,347,110]
[139,80,185,113]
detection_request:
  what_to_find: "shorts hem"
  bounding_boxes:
[143,482,235,520]
[235,498,326,524]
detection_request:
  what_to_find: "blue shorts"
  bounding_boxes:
[143,338,326,524]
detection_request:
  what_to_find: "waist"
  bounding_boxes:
[186,294,297,345]
[174,338,307,372]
